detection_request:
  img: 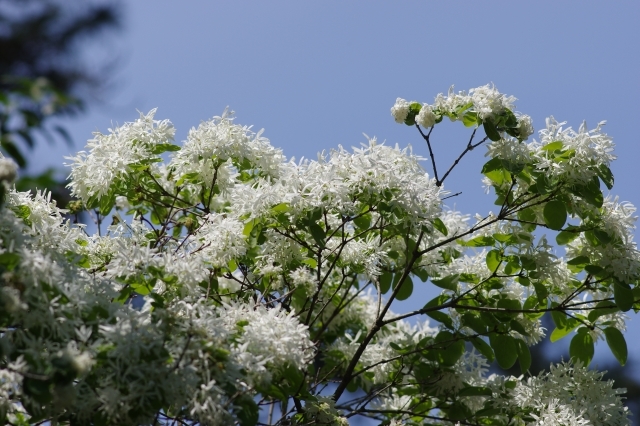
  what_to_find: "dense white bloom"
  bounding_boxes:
[509,362,629,426]
[516,113,534,140]
[217,302,314,371]
[416,103,437,127]
[391,98,411,123]
[469,84,516,120]
[66,109,175,202]
[531,117,615,184]
[191,213,247,268]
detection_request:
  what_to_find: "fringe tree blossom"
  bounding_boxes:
[1,84,638,425]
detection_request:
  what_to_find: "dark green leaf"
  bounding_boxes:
[393,275,413,301]
[570,329,594,366]
[489,334,518,369]
[543,200,567,230]
[483,119,501,142]
[379,271,392,294]
[470,337,494,362]
[516,339,531,374]
[603,327,627,366]
[614,281,634,312]
[308,223,326,247]
[566,255,590,273]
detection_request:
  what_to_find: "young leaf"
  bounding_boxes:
[486,249,501,272]
[431,217,448,236]
[460,235,495,247]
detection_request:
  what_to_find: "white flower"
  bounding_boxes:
[66,109,175,202]
[416,103,437,127]
[0,156,18,185]
[218,302,315,372]
[516,113,534,140]
[390,98,411,123]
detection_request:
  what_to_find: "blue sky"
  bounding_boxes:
[33,1,640,371]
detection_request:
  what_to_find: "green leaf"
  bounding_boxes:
[99,192,115,215]
[308,223,326,247]
[570,329,594,366]
[517,208,537,231]
[270,203,290,214]
[593,229,612,245]
[603,327,627,366]
[481,158,510,186]
[541,141,563,151]
[393,275,414,301]
[486,250,501,272]
[489,334,518,369]
[431,274,459,291]
[426,310,454,329]
[151,143,181,154]
[566,255,590,273]
[550,321,578,342]
[431,217,448,236]
[461,313,488,334]
[543,200,567,230]
[462,111,479,127]
[433,331,465,367]
[470,337,494,362]
[597,164,614,190]
[353,213,372,230]
[613,281,634,312]
[515,339,531,374]
[460,235,495,247]
[413,267,429,282]
[379,271,392,294]
[570,177,603,208]
[483,119,501,142]
[556,229,581,245]
[587,301,619,322]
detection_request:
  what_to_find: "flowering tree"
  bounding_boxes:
[0,85,637,425]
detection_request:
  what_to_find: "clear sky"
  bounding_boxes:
[32,0,640,376]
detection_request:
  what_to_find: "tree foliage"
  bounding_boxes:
[0,85,637,425]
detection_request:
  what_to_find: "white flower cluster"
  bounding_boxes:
[67,109,175,202]
[392,84,534,140]
[509,363,629,426]
[531,117,615,184]
[2,101,636,425]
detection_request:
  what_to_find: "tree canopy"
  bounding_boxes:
[0,84,637,425]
